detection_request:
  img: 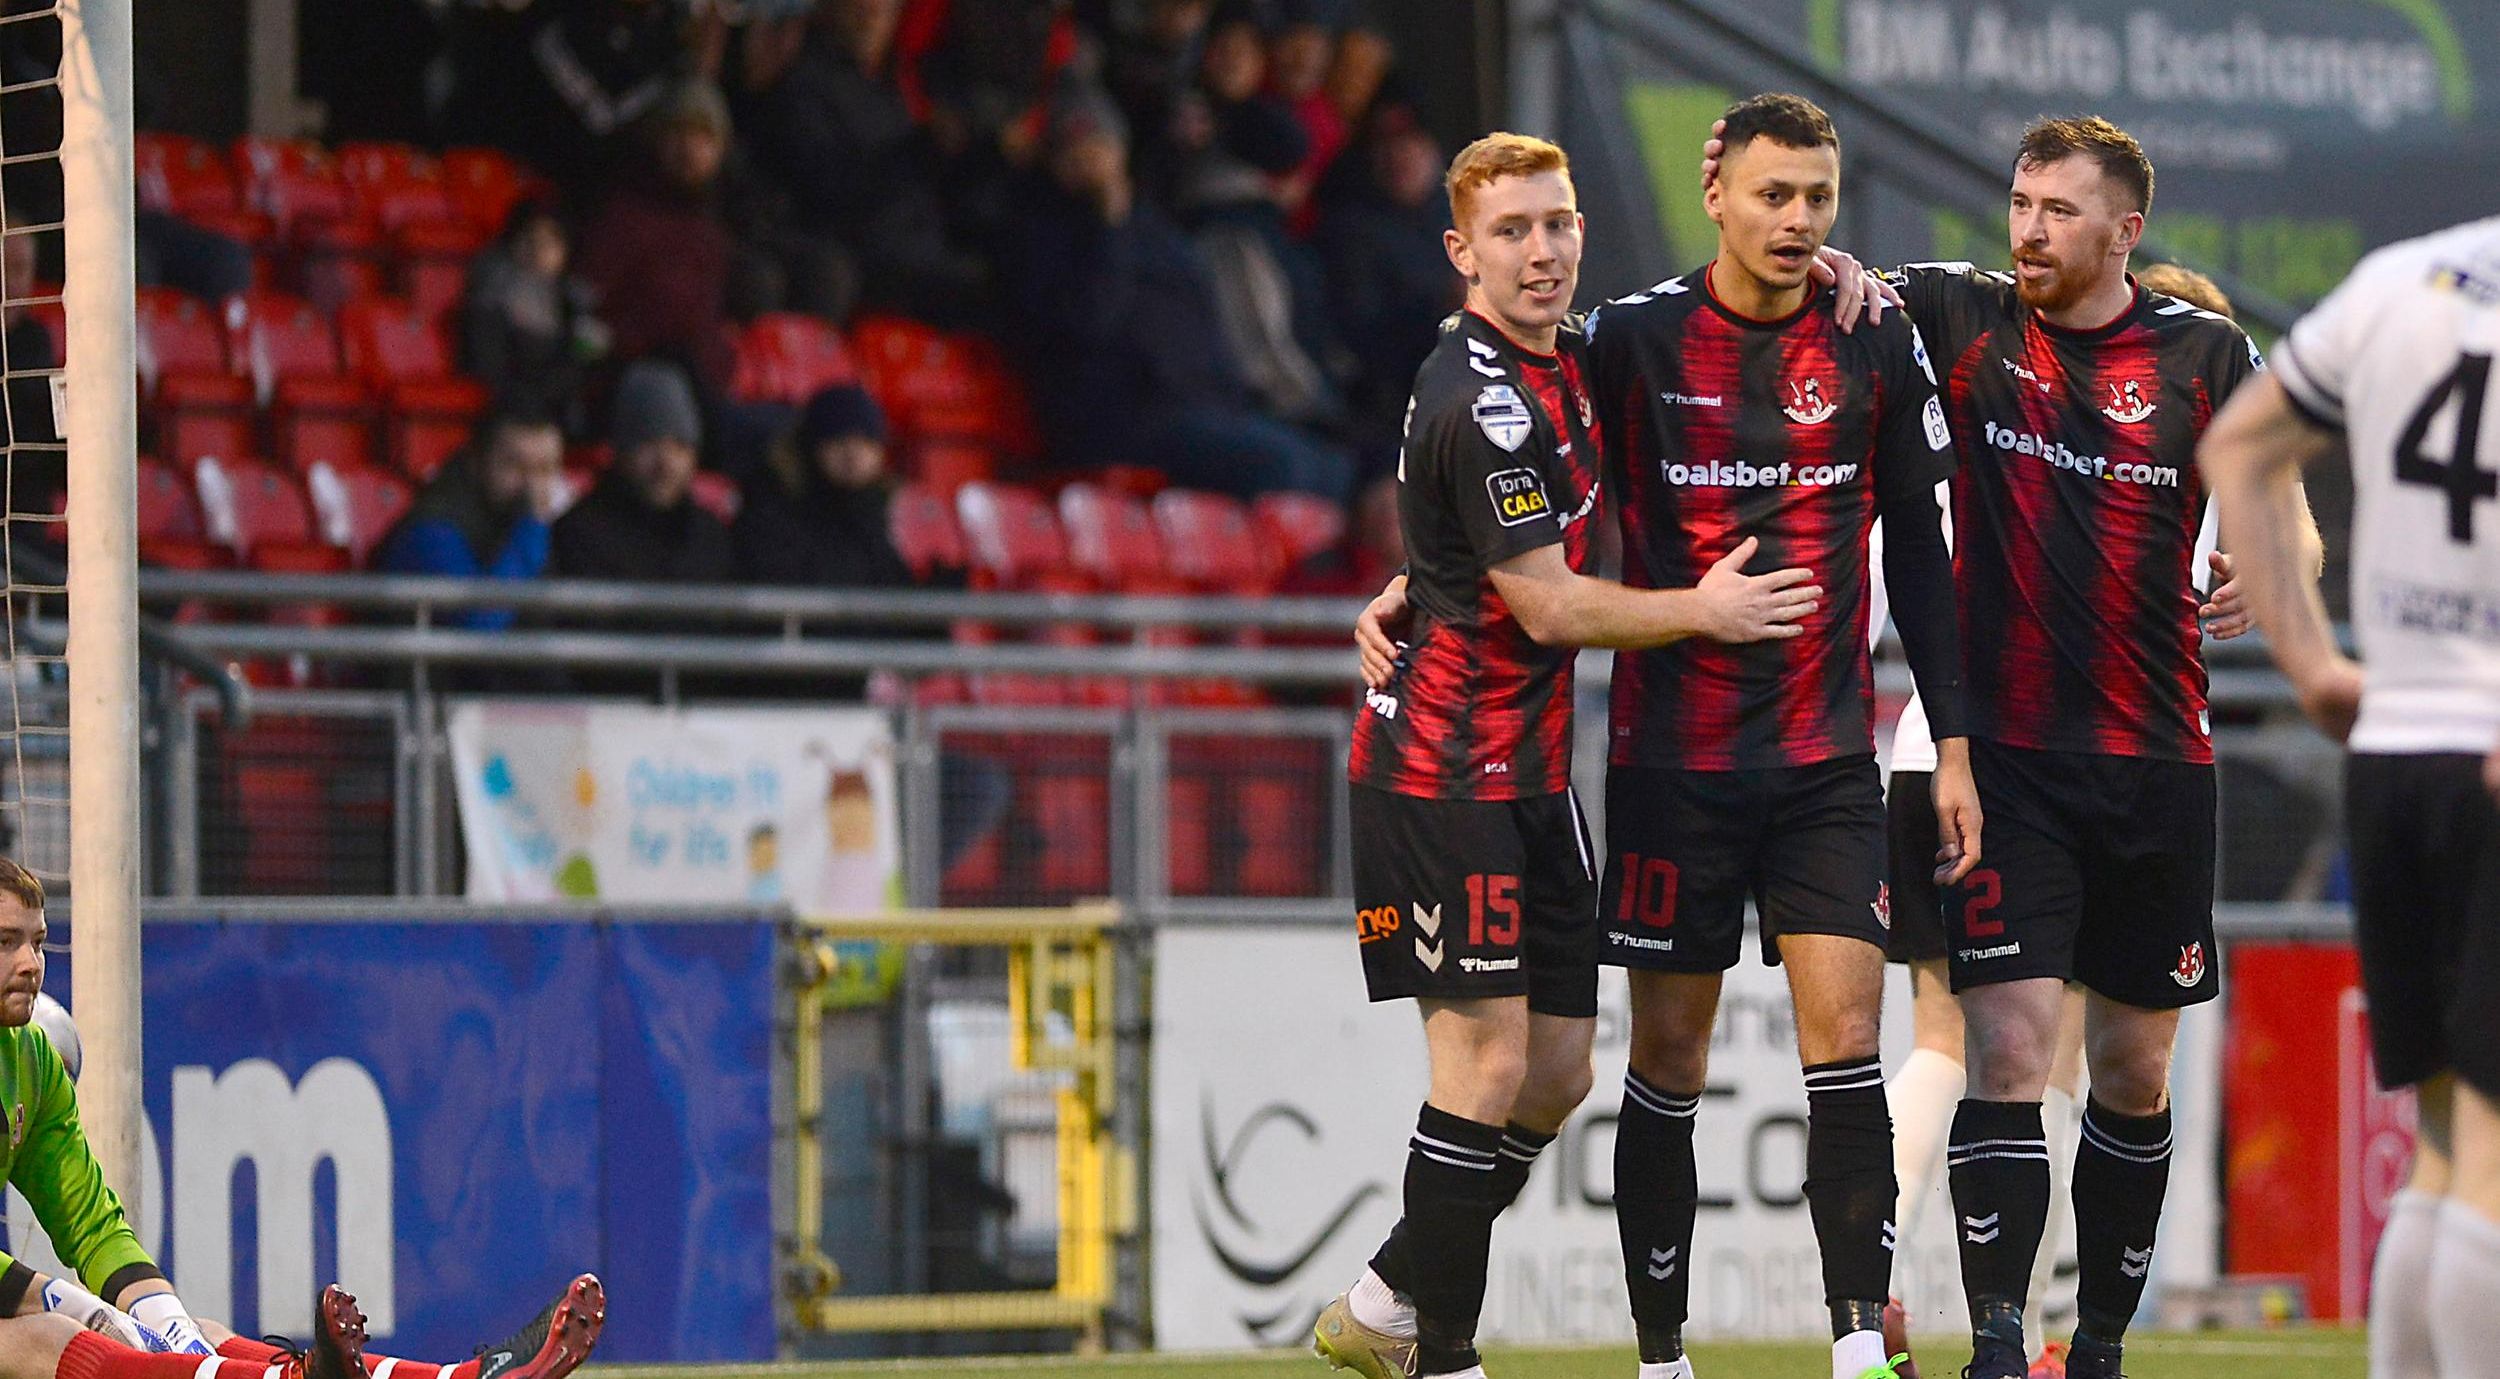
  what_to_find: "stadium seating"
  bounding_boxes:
[730,312,857,405]
[270,375,377,473]
[136,285,233,392]
[1057,483,1174,593]
[195,455,323,562]
[339,294,454,386]
[439,147,533,235]
[1253,491,1348,582]
[390,219,483,322]
[137,132,243,220]
[230,290,342,398]
[382,376,486,482]
[955,481,1071,590]
[136,455,227,569]
[887,481,968,581]
[1153,490,1271,594]
[304,460,413,565]
[155,373,258,469]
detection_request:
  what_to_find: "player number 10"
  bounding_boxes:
[1615,854,1678,929]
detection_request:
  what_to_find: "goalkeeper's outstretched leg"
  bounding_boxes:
[204,1275,607,1379]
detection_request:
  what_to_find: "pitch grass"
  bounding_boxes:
[590,1329,2366,1379]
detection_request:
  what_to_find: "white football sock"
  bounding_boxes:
[1349,1265,1415,1338]
[2370,1189,2440,1379]
[1636,1359,1694,1379]
[1832,1329,1886,1378]
[1887,1047,1965,1244]
[2429,1199,2500,1379]
[2025,1083,2081,1355]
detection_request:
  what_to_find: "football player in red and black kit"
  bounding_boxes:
[1313,133,1826,1379]
[1588,95,1973,1379]
[1702,117,2281,1379]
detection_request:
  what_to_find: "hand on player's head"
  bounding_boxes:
[1696,535,1818,643]
[1698,118,1727,191]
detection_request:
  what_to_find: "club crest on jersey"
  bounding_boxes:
[2103,378,2156,424]
[2172,941,2206,988]
[1473,383,1533,451]
[1575,386,1594,429]
[1783,376,1838,425]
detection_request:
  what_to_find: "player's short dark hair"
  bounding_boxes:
[2136,262,2233,319]
[0,858,43,914]
[2016,116,2154,214]
[1719,93,1838,157]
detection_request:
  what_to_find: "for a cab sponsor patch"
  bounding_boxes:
[1473,383,1532,452]
[1486,467,1551,526]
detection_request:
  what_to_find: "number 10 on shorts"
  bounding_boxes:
[1616,854,1679,928]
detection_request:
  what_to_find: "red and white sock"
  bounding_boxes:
[60,1330,270,1379]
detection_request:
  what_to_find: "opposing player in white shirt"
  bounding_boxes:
[2201,215,2500,1379]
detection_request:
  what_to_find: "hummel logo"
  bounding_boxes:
[1963,1212,2002,1244]
[2120,1245,2153,1279]
[1411,903,1442,938]
[1646,1246,1679,1280]
[478,1353,516,1379]
[1467,338,1504,378]
[1414,935,1444,972]
[1881,1221,1899,1252]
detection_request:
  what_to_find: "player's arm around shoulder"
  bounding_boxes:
[1488,536,1818,650]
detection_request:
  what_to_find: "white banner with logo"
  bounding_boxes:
[1149,925,2220,1348]
[448,701,899,906]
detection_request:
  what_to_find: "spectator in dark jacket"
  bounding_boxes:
[1317,108,1457,461]
[461,200,610,437]
[552,360,736,582]
[742,0,984,321]
[376,410,566,631]
[573,80,741,390]
[734,382,917,588]
[1001,85,1349,500]
[481,0,689,189]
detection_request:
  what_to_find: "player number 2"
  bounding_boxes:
[1465,873,1522,946]
[1961,868,2005,939]
[2394,351,2496,544]
[1615,854,1678,929]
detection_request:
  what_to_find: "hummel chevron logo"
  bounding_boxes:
[1411,903,1443,938]
[1646,1246,1679,1280]
[1881,1222,1898,1252]
[2120,1245,2153,1279]
[1415,935,1443,972]
[1963,1213,2001,1244]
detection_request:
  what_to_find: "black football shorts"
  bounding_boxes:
[1600,756,1888,971]
[1349,784,1599,1017]
[2346,753,2500,1097]
[1945,739,2218,1008]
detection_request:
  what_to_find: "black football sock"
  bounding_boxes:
[1491,1122,1556,1212]
[1802,1056,1896,1340]
[1367,1123,1551,1306]
[1947,1098,2050,1352]
[2070,1099,2173,1353]
[1615,1070,1701,1363]
[1401,1103,1507,1375]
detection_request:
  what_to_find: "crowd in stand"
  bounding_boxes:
[327,0,1454,600]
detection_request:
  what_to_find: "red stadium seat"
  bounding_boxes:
[440,147,533,235]
[954,481,1071,590]
[338,295,453,386]
[1253,491,1348,581]
[887,481,967,581]
[390,219,485,323]
[1234,775,1317,895]
[1153,489,1271,593]
[904,439,997,494]
[194,456,320,559]
[229,291,342,398]
[334,142,432,199]
[728,312,857,404]
[270,375,376,473]
[136,455,228,569]
[154,373,257,468]
[234,138,351,224]
[1034,774,1111,893]
[136,286,234,391]
[383,376,487,482]
[1057,483,1169,592]
[138,132,243,219]
[303,460,413,566]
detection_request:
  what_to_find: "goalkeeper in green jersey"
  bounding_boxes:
[0,860,604,1379]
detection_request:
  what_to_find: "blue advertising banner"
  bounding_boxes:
[18,912,778,1364]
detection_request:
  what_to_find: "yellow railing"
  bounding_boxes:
[784,904,1125,1343]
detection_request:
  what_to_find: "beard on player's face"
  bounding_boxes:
[2012,224,2122,313]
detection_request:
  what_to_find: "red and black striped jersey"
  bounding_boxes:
[1587,266,1963,772]
[1349,309,1603,800]
[1892,265,2263,763]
